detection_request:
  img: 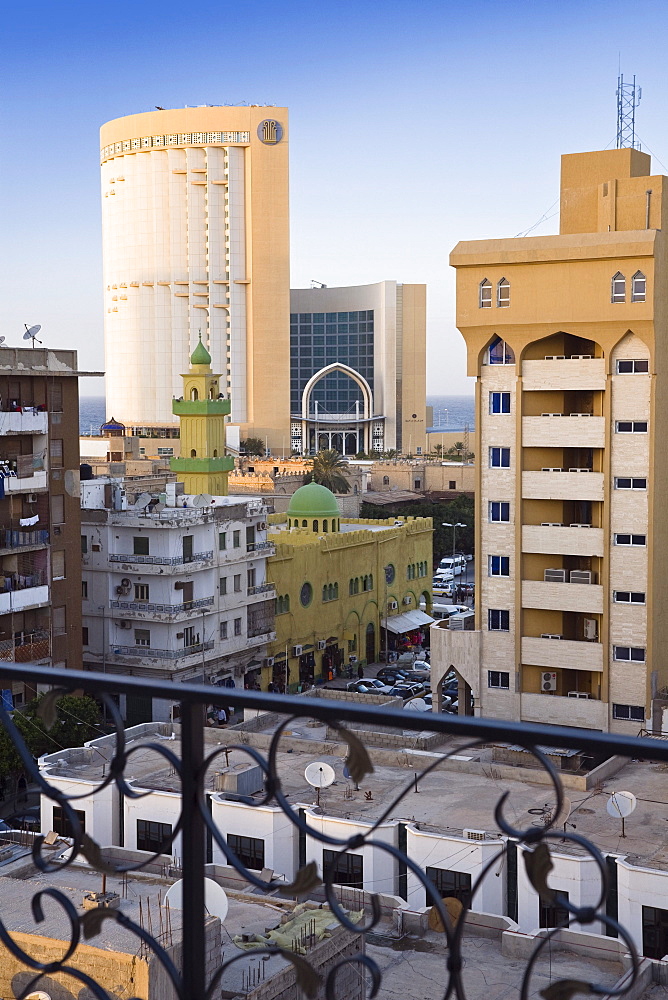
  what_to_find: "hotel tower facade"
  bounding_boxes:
[100,106,290,450]
[436,147,668,734]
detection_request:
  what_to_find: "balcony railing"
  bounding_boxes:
[110,597,215,615]
[109,550,214,566]
[246,541,275,553]
[0,528,49,550]
[0,629,49,662]
[247,582,276,596]
[2,661,667,1000]
[110,641,215,659]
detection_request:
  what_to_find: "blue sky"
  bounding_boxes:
[2,0,668,396]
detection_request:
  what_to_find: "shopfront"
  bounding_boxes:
[380,609,434,659]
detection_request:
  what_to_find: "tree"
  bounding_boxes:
[304,449,351,494]
[240,437,266,456]
[0,694,103,781]
[360,496,474,566]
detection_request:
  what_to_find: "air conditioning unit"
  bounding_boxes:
[388,600,398,611]
[570,570,593,584]
[544,568,567,583]
[264,657,274,668]
[464,829,486,841]
[541,467,563,472]
[583,619,598,640]
[541,671,557,691]
[121,578,131,587]
[293,644,303,657]
[548,413,562,417]
[570,412,591,417]
[174,581,184,590]
[115,586,125,595]
[541,633,563,640]
[317,640,326,650]
[545,355,566,360]
[349,655,358,664]
[403,596,412,605]
[541,522,562,527]
[26,493,37,503]
[568,691,590,699]
[119,621,131,630]
[570,523,591,528]
[258,522,268,530]
[571,354,592,360]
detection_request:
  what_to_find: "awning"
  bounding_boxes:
[381,610,434,634]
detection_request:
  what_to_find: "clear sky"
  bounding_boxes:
[2,0,668,397]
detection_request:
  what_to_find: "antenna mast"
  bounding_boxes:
[616,73,641,149]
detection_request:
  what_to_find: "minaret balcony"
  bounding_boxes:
[172,399,231,416]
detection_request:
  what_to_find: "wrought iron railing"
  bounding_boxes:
[247,582,276,596]
[109,550,214,565]
[1,662,668,999]
[110,596,215,615]
[110,640,215,659]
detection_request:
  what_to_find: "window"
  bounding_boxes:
[614,591,645,604]
[81,535,88,554]
[53,606,66,636]
[489,556,510,577]
[134,628,150,647]
[133,536,149,555]
[449,480,456,490]
[220,621,228,639]
[488,670,510,689]
[631,271,646,302]
[323,849,363,888]
[81,580,88,599]
[615,477,647,490]
[497,277,510,307]
[614,645,645,662]
[52,550,65,580]
[233,530,241,548]
[227,834,265,870]
[220,577,227,595]
[489,501,510,522]
[134,584,149,601]
[540,892,570,929]
[247,568,256,588]
[611,272,626,303]
[414,479,421,489]
[490,391,511,414]
[51,495,64,524]
[614,533,646,546]
[489,447,510,468]
[488,609,510,631]
[137,819,172,854]
[615,420,648,433]
[426,867,472,907]
[48,382,63,413]
[50,439,64,469]
[488,336,515,365]
[616,359,649,373]
[300,582,313,607]
[52,806,85,838]
[613,703,645,721]
[82,627,89,646]
[479,279,492,308]
[219,531,227,550]
[234,574,241,592]
[234,617,242,636]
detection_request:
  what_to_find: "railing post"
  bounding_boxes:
[180,698,206,1000]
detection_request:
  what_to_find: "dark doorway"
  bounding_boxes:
[365,623,375,663]
[643,905,668,959]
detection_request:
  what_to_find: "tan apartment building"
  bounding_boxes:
[368,459,475,497]
[0,349,91,705]
[434,147,667,734]
[100,106,290,451]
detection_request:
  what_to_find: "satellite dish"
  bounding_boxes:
[0,337,6,348]
[607,791,637,818]
[192,494,206,508]
[200,493,213,505]
[153,502,165,513]
[23,324,43,347]
[404,698,429,712]
[164,877,228,922]
[135,492,152,510]
[554,796,572,829]
[305,762,335,788]
[26,992,52,1000]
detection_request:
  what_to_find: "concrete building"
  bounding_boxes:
[0,348,94,707]
[81,481,276,723]
[366,458,475,499]
[100,106,290,451]
[436,147,668,734]
[289,282,427,456]
[264,482,433,690]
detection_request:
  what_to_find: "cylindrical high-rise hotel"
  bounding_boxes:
[100,106,290,448]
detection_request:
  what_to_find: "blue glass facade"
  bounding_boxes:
[290,311,375,414]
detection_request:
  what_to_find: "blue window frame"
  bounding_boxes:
[489,556,510,577]
[490,392,511,414]
[488,609,510,631]
[490,447,511,468]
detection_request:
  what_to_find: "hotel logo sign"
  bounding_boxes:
[258,119,284,144]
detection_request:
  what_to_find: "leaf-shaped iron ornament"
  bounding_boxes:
[80,834,120,875]
[36,687,68,730]
[285,951,322,999]
[524,842,556,903]
[81,907,119,941]
[338,725,374,784]
[277,861,322,897]
[540,979,594,1000]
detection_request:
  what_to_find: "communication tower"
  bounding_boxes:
[616,73,641,150]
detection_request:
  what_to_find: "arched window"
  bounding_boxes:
[190,387,199,400]
[369,573,373,590]
[285,595,290,613]
[213,449,218,457]
[479,279,492,309]
[349,579,354,596]
[612,272,626,303]
[322,585,328,602]
[302,520,307,528]
[323,520,328,532]
[209,387,215,399]
[488,336,515,366]
[190,449,197,458]
[354,578,359,595]
[632,271,646,302]
[382,476,390,486]
[334,583,338,599]
[313,520,319,532]
[497,278,510,307]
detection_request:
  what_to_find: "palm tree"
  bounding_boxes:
[304,449,351,493]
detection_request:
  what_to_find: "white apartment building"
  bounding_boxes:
[81,480,275,723]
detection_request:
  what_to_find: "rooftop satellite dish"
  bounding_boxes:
[23,324,42,347]
[152,502,165,513]
[192,494,206,508]
[0,337,6,348]
[164,877,228,922]
[607,790,637,837]
[305,761,335,806]
[200,493,213,505]
[135,492,152,510]
[404,698,429,712]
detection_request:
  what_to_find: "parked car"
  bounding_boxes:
[396,662,430,681]
[387,682,424,699]
[346,679,393,695]
[376,666,413,684]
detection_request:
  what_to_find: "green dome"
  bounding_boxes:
[288,482,341,519]
[190,337,211,366]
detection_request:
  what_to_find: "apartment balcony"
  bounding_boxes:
[246,541,275,555]
[109,550,214,572]
[109,640,215,661]
[2,470,48,493]
[0,629,50,663]
[109,596,215,621]
[522,579,604,614]
[522,470,604,501]
[521,357,606,391]
[522,523,604,557]
[247,582,276,599]
[520,691,607,729]
[0,410,48,436]
[246,629,276,643]
[521,635,603,672]
[521,415,605,449]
